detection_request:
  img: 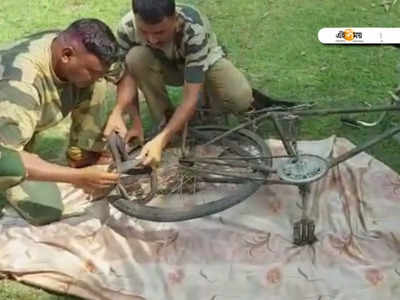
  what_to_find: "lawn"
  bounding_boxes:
[0,0,400,299]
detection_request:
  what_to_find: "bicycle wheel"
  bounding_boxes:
[107,125,272,222]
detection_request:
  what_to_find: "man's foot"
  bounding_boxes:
[67,147,112,168]
[252,88,299,110]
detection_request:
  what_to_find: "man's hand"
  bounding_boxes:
[73,166,120,191]
[133,83,201,168]
[137,133,168,167]
[104,107,127,138]
[125,118,144,145]
[21,151,119,192]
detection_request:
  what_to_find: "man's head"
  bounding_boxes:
[53,18,120,88]
[132,0,177,49]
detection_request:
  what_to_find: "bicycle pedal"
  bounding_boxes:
[293,218,318,246]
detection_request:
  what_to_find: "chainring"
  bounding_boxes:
[277,154,329,184]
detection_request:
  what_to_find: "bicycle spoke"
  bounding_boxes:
[107,126,272,222]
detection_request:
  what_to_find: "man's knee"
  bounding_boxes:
[125,46,158,77]
[206,59,253,113]
[210,78,253,113]
[227,82,253,112]
[6,181,63,226]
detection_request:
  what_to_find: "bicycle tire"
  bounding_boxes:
[107,125,272,222]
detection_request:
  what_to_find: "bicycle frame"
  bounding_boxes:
[273,105,400,169]
[251,103,400,245]
[201,104,400,185]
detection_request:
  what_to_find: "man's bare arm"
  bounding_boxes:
[104,71,141,138]
[160,82,202,143]
[20,151,119,189]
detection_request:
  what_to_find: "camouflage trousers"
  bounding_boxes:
[1,182,64,225]
[2,79,110,225]
[125,46,253,124]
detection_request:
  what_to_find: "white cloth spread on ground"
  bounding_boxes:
[1,137,400,300]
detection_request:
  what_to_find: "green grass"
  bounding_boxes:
[1,0,400,299]
[0,280,80,300]
[201,0,400,170]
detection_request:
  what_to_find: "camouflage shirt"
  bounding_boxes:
[116,3,225,83]
[0,32,121,151]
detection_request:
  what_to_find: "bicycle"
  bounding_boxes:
[105,101,400,246]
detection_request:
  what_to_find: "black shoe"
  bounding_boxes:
[252,88,299,110]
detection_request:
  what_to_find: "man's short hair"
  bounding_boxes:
[63,18,120,65]
[132,0,175,24]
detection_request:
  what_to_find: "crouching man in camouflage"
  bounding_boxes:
[0,19,126,225]
[104,0,255,167]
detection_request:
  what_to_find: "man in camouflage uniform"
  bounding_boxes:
[0,19,123,225]
[104,0,254,167]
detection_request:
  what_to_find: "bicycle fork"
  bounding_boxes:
[293,183,317,246]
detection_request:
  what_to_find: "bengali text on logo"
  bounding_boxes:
[318,28,400,44]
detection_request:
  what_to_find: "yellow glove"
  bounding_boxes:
[136,133,167,168]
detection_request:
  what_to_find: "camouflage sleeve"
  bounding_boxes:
[0,144,25,189]
[0,81,41,151]
[183,24,210,84]
[116,11,139,57]
[104,61,126,84]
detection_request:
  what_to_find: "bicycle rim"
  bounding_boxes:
[107,126,272,222]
